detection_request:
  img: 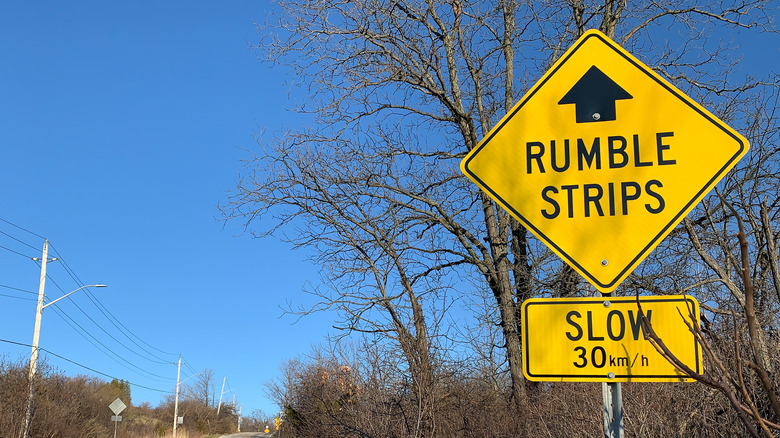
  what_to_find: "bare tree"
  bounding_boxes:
[629,80,780,436]
[183,368,215,408]
[637,204,780,436]
[223,0,777,424]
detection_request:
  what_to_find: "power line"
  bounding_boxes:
[23,242,179,378]
[0,292,36,301]
[0,229,42,253]
[48,243,179,359]
[0,223,177,363]
[46,304,174,382]
[84,290,179,358]
[0,284,37,295]
[0,337,172,394]
[41,347,173,393]
[1,224,181,390]
[183,357,200,376]
[43,276,172,366]
[34,271,174,382]
[0,217,45,239]
[0,218,45,258]
[0,243,35,259]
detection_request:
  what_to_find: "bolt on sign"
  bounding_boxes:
[461,29,748,292]
[522,296,701,382]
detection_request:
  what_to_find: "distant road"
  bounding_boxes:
[216,432,273,438]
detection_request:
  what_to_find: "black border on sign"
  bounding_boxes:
[462,32,747,290]
[521,296,702,380]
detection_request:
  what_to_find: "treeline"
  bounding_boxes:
[0,356,250,438]
[272,328,774,438]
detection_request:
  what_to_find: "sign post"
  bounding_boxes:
[109,398,126,438]
[602,379,623,438]
[461,29,748,438]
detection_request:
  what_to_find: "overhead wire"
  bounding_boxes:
[0,219,183,396]
[0,244,35,259]
[179,356,210,390]
[0,217,46,239]
[183,357,201,377]
[43,346,173,393]
[37,274,174,381]
[83,290,179,359]
[0,292,35,301]
[0,284,36,300]
[48,242,179,360]
[28,241,179,372]
[43,275,173,365]
[0,229,42,253]
[0,221,42,299]
[0,284,37,295]
[45,303,174,382]
[175,357,219,405]
[31,252,175,380]
[0,337,172,394]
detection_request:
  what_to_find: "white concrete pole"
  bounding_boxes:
[217,376,226,415]
[173,355,182,438]
[22,239,50,438]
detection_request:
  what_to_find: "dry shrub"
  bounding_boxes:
[0,356,240,438]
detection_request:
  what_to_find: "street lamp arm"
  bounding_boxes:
[179,372,204,385]
[42,284,107,310]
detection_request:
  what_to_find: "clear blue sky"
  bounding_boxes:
[1,0,777,421]
[0,0,329,417]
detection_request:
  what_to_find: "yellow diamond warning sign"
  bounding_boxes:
[461,29,748,292]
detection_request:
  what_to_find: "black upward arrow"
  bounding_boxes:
[558,65,632,123]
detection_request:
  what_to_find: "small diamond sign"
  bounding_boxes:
[109,398,126,415]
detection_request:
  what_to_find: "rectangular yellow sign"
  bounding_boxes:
[522,295,701,382]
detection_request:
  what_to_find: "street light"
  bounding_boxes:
[22,283,107,438]
[30,283,108,373]
[173,359,203,438]
[21,238,107,438]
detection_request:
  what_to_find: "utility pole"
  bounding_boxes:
[22,241,105,438]
[217,376,226,415]
[22,239,55,438]
[173,355,182,438]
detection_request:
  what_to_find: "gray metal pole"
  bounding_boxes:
[602,381,624,438]
[600,289,624,438]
